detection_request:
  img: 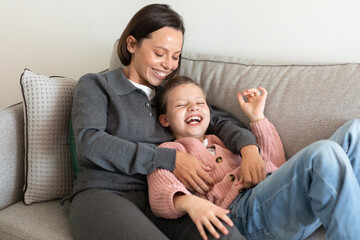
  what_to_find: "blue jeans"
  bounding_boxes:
[228,119,360,240]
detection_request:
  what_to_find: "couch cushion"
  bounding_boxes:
[0,200,324,239]
[0,200,73,240]
[178,54,360,159]
[0,103,24,210]
[20,69,76,204]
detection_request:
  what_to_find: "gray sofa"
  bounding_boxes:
[1,43,360,239]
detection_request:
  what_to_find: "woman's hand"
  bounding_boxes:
[174,194,233,240]
[174,151,214,195]
[239,145,266,188]
[237,87,267,123]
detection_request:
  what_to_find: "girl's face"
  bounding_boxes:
[159,83,210,142]
[125,27,183,87]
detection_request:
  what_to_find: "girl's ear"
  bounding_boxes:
[159,114,170,127]
[126,35,137,53]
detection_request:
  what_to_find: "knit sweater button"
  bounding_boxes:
[149,112,153,117]
[228,174,235,182]
[215,157,223,163]
[145,102,150,108]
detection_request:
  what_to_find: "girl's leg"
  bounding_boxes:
[329,119,360,183]
[228,140,360,240]
[69,188,168,240]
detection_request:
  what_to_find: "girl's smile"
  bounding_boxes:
[159,83,210,142]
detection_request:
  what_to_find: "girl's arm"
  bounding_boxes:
[173,194,233,240]
[250,119,286,168]
[147,142,233,240]
[238,87,286,168]
[147,168,191,219]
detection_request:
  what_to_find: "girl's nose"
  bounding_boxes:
[188,103,198,111]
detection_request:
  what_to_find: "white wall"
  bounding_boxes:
[1,0,360,109]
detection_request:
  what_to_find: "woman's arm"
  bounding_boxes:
[72,73,175,175]
[207,105,257,153]
[208,104,266,188]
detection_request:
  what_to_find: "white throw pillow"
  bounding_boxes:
[20,69,76,204]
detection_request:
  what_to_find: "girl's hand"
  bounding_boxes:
[237,87,267,123]
[174,195,233,240]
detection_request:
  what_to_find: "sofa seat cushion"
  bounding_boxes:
[0,200,73,240]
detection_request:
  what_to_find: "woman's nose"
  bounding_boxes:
[161,57,175,70]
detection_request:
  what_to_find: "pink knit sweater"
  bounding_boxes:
[147,118,285,219]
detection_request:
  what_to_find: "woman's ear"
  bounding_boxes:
[159,114,170,127]
[126,35,137,54]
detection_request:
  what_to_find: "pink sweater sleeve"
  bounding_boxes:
[250,118,286,169]
[147,142,192,219]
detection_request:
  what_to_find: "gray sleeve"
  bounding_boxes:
[71,75,176,175]
[207,105,258,154]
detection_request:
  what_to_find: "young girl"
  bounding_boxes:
[147,76,360,240]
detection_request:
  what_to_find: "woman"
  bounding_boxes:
[69,4,260,239]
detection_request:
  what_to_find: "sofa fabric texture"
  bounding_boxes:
[2,43,359,238]
[177,54,360,159]
[0,103,24,210]
[20,69,76,204]
[0,201,72,240]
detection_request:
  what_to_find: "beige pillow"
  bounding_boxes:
[20,69,76,204]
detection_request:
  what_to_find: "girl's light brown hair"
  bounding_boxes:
[158,76,206,115]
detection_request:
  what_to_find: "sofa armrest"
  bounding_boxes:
[0,103,24,210]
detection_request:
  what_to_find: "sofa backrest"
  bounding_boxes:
[110,41,360,159]
[0,103,24,209]
[178,53,360,159]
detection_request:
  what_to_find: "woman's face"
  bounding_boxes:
[126,27,183,87]
[159,83,210,142]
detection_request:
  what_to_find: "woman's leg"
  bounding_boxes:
[329,119,360,183]
[228,140,360,240]
[69,188,168,240]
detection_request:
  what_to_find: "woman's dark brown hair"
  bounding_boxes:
[158,76,205,115]
[118,4,185,79]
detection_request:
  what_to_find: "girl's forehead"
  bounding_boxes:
[169,84,205,99]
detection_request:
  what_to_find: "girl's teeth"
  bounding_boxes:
[185,116,202,123]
